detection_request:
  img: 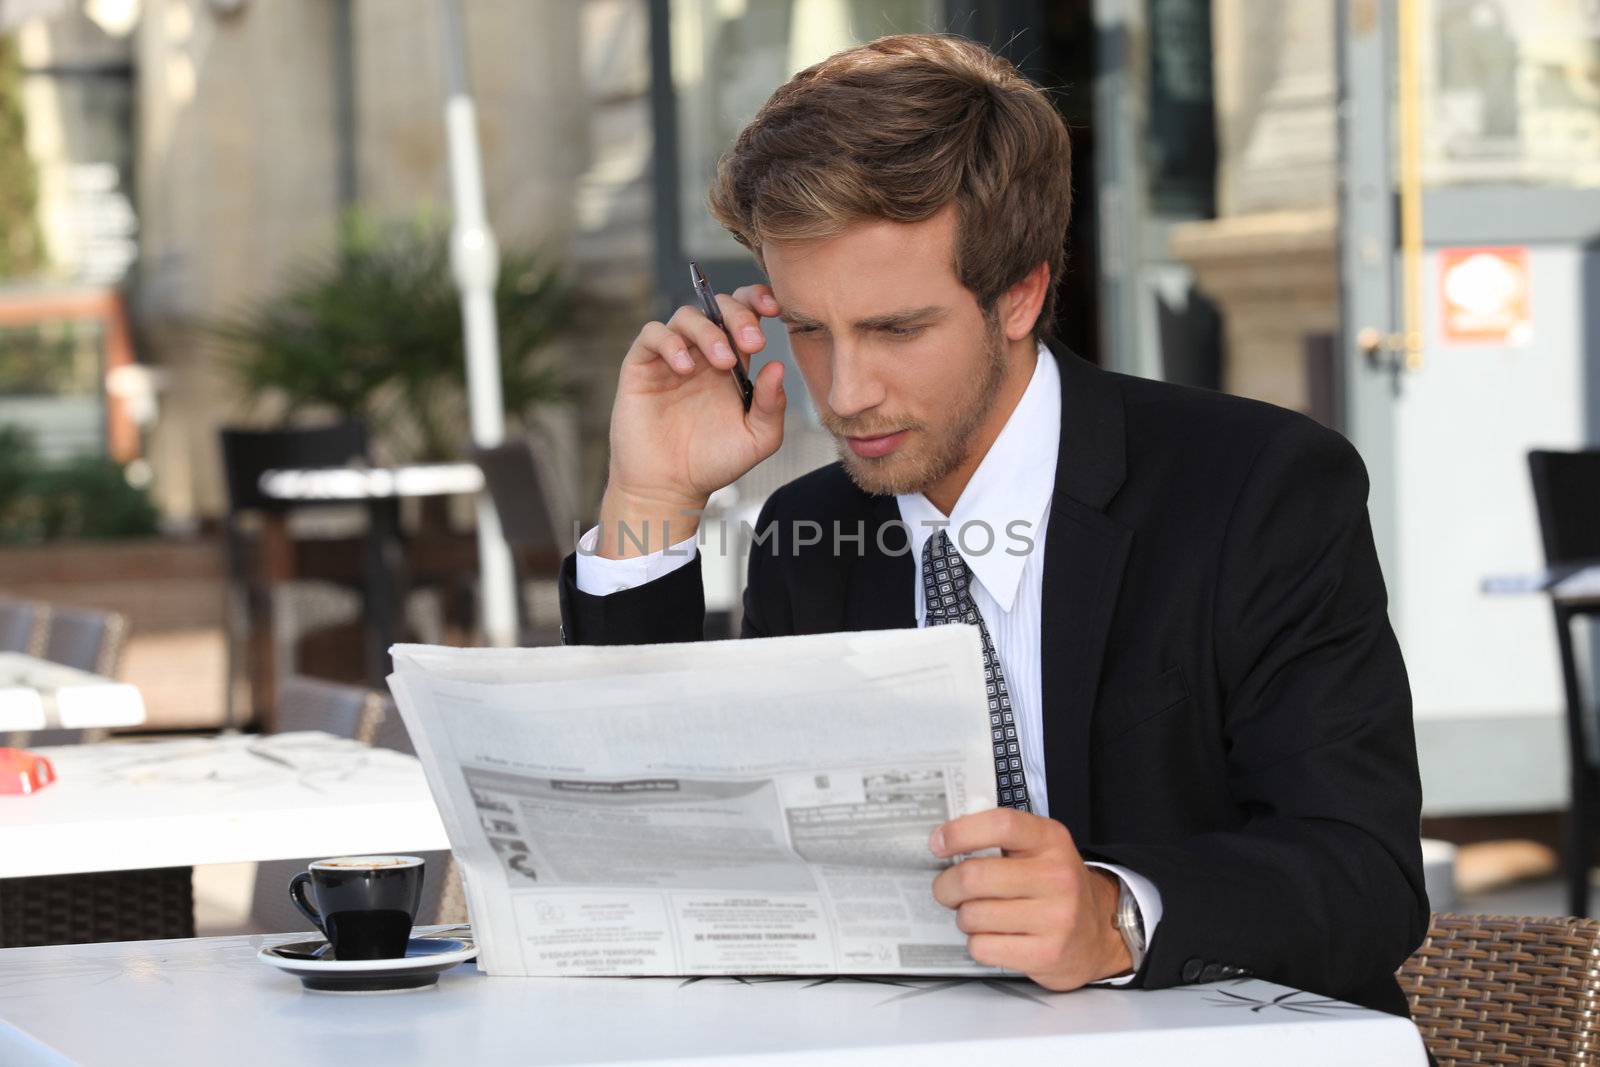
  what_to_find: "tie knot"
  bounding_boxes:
[921,530,974,622]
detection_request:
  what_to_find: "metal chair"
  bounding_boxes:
[249,677,463,934]
[1527,450,1600,917]
[1400,912,1600,1065]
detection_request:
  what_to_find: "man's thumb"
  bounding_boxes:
[747,361,787,444]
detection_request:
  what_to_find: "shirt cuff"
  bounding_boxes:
[573,525,700,596]
[1084,862,1164,987]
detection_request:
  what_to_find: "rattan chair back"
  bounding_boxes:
[1400,912,1600,1065]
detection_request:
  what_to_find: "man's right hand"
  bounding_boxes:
[595,284,788,560]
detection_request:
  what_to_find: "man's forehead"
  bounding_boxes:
[763,213,965,321]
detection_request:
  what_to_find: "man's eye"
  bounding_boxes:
[886,325,925,339]
[787,325,818,336]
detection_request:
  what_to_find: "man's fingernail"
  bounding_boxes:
[929,828,945,854]
[741,327,763,346]
[713,342,734,363]
[673,352,693,371]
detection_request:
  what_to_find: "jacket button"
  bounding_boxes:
[1181,958,1204,982]
[1199,963,1223,982]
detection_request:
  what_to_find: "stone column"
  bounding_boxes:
[1169,0,1340,413]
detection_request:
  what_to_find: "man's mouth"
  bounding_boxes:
[844,430,908,459]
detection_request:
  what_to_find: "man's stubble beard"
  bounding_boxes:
[824,320,1010,498]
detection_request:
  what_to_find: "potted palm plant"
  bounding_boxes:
[208,212,573,464]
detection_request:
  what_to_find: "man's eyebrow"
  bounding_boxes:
[779,310,824,328]
[854,306,946,330]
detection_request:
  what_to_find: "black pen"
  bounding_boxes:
[689,260,755,412]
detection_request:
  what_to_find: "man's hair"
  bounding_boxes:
[708,34,1073,331]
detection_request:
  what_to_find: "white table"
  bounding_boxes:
[257,463,487,684]
[0,929,1428,1066]
[0,732,449,947]
[0,652,145,732]
[0,731,448,879]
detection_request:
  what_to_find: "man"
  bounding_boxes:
[559,34,1427,1014]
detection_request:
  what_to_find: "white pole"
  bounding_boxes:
[439,0,517,648]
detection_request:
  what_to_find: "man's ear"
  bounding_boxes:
[998,262,1051,342]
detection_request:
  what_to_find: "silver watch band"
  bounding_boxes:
[1114,876,1147,972]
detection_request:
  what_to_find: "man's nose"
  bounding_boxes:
[827,343,885,420]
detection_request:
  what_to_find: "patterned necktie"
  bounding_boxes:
[920,530,1030,812]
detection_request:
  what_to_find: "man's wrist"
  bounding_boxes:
[1088,867,1134,980]
[595,485,708,560]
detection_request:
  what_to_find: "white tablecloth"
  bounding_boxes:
[0,928,1428,1066]
[0,652,145,731]
[0,732,449,878]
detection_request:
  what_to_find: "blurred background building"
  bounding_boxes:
[5,0,1600,899]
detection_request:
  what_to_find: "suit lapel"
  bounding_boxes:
[1041,351,1133,842]
[845,493,916,631]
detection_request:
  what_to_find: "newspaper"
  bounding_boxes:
[387,626,1004,977]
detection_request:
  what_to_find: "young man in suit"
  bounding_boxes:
[559,34,1427,1014]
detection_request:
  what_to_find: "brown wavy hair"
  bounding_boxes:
[708,34,1073,332]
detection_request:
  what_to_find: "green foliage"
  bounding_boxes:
[207,214,573,461]
[0,426,159,543]
[0,37,43,277]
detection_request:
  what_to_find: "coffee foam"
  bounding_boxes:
[310,855,423,871]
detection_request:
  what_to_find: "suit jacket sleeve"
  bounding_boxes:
[558,545,706,644]
[558,495,789,644]
[1084,419,1428,1002]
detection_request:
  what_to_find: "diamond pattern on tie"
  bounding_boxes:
[920,530,1030,813]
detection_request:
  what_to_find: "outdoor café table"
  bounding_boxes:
[0,928,1429,1066]
[0,731,448,947]
[257,462,486,685]
[0,652,145,734]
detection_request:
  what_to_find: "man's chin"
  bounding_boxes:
[836,450,933,498]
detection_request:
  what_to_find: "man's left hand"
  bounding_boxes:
[930,808,1132,991]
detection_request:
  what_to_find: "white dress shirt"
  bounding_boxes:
[576,344,1162,979]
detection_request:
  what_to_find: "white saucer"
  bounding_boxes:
[258,932,478,992]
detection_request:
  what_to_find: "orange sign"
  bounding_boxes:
[1439,246,1531,346]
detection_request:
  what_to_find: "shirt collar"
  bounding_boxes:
[897,343,1060,613]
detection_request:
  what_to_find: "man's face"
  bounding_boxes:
[762,207,1011,498]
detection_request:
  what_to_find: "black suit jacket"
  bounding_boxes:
[560,349,1427,1016]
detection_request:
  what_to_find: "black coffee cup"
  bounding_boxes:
[289,855,425,960]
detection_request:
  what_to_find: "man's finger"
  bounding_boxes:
[931,855,1048,907]
[732,283,781,318]
[931,807,1067,859]
[630,320,695,374]
[955,898,1056,936]
[744,361,787,450]
[717,294,767,356]
[965,933,1053,974]
[667,305,738,371]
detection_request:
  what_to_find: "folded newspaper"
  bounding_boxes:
[387,626,1004,977]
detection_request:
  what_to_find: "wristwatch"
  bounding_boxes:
[1112,876,1147,973]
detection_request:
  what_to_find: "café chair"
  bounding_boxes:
[472,439,568,646]
[3,604,129,749]
[1527,449,1600,917]
[249,677,465,935]
[1400,911,1600,1065]
[0,595,42,653]
[40,604,127,677]
[219,423,370,731]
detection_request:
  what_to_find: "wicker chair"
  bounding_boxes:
[1400,912,1600,1065]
